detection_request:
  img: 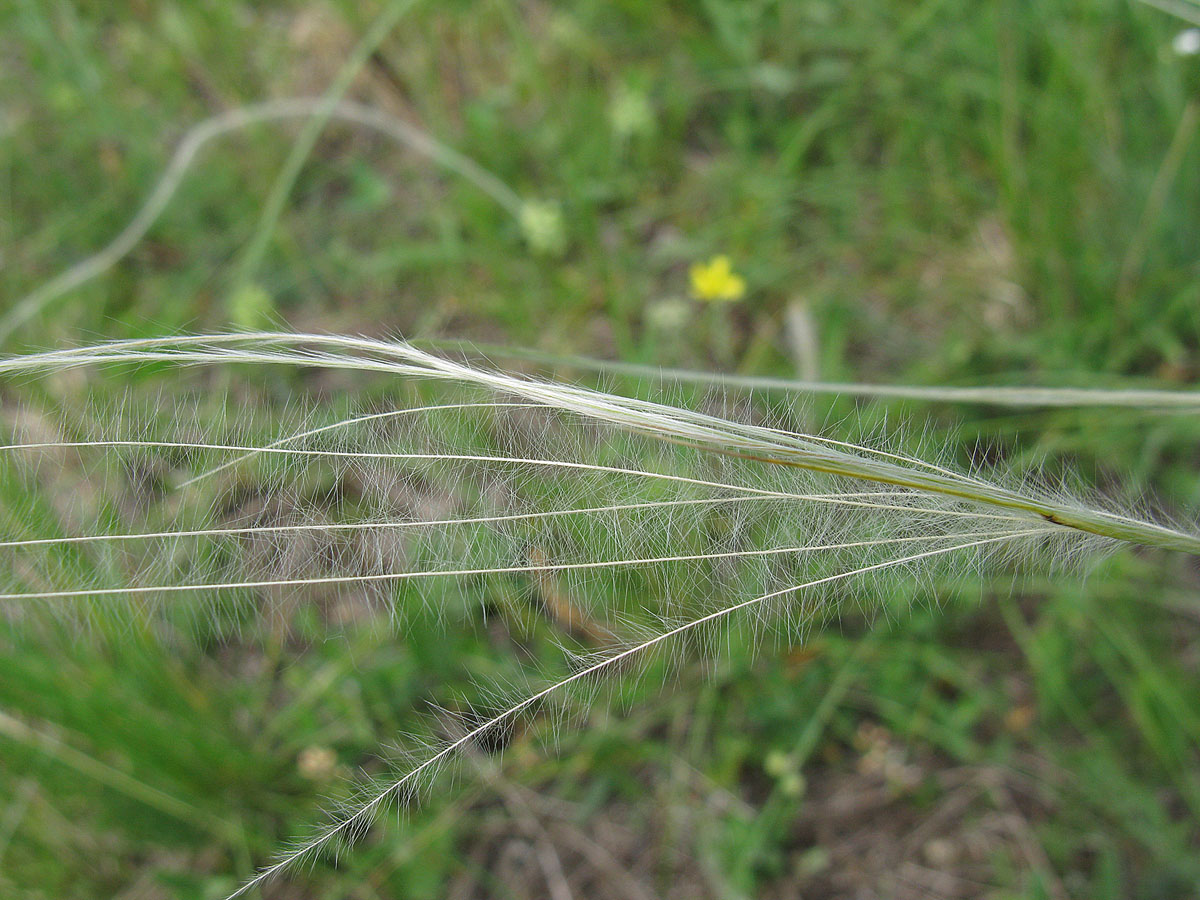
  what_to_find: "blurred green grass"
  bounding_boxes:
[1,1,1199,898]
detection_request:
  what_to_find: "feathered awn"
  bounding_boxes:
[2,332,1197,897]
[3,332,1196,553]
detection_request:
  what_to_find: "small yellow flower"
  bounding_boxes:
[689,254,746,302]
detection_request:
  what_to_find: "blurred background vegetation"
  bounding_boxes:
[2,1,1199,897]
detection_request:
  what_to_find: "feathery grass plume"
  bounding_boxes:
[422,340,1200,410]
[2,331,1197,895]
[3,333,1196,552]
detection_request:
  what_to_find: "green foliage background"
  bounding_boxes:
[1,1,1199,897]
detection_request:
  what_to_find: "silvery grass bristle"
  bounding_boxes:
[1,332,1198,897]
[445,342,1200,411]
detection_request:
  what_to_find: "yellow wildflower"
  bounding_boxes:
[689,254,746,302]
